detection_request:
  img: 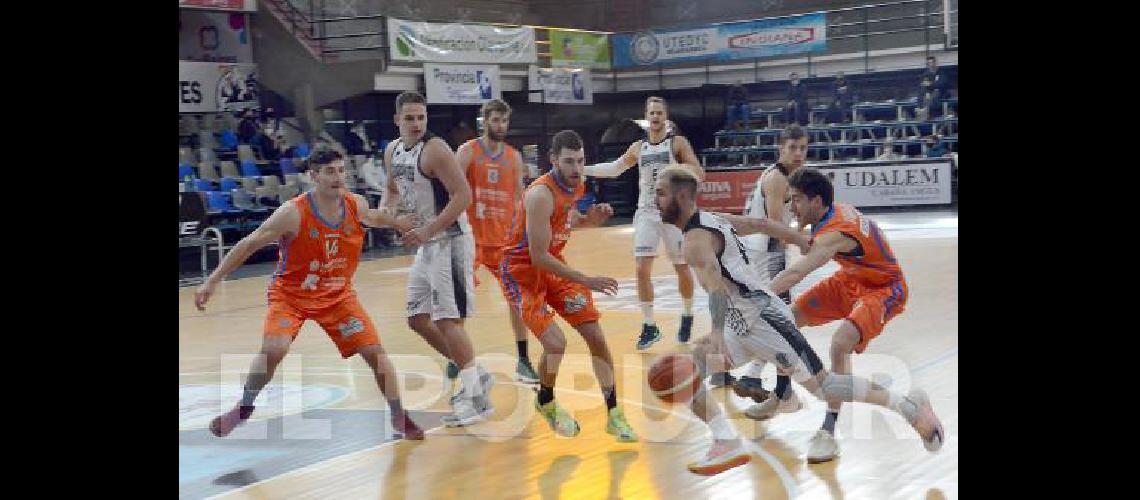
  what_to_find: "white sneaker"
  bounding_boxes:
[687,438,751,475]
[907,389,944,452]
[744,390,802,420]
[442,392,490,427]
[806,430,839,464]
[476,365,495,400]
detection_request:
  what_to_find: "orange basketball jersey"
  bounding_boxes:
[501,171,584,266]
[811,203,904,287]
[267,192,364,308]
[464,139,523,247]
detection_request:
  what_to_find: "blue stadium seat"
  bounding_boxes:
[280,157,298,175]
[179,163,197,182]
[240,159,261,177]
[219,129,239,149]
[192,179,214,192]
[295,143,310,158]
[219,177,241,192]
[204,191,244,215]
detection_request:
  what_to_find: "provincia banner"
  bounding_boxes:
[179,61,259,113]
[389,18,536,63]
[528,66,593,105]
[424,64,502,105]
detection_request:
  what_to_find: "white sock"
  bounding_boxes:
[458,364,482,398]
[640,302,655,325]
[745,361,766,379]
[708,412,738,441]
[682,298,694,317]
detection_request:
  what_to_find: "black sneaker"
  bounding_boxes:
[635,324,662,350]
[677,315,694,343]
[731,376,771,403]
[708,371,736,388]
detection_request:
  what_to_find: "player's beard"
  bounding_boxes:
[660,197,681,227]
[487,129,506,142]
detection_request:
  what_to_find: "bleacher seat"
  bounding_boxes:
[261,175,282,189]
[219,130,239,150]
[197,161,220,181]
[240,159,261,178]
[219,160,241,179]
[239,177,259,193]
[219,177,241,192]
[254,186,279,206]
[204,191,243,215]
[192,179,215,192]
[277,183,301,201]
[179,163,197,182]
[295,143,310,158]
[280,157,299,175]
[237,144,256,162]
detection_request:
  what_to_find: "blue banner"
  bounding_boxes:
[611,13,827,69]
[612,27,719,68]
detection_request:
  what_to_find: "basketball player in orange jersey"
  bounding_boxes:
[653,166,942,474]
[583,96,704,350]
[195,148,425,440]
[720,167,911,464]
[498,130,637,442]
[455,98,539,384]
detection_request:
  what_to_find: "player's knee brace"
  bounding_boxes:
[819,373,856,402]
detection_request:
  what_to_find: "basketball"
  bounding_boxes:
[648,354,700,404]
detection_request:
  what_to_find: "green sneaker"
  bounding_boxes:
[606,407,638,443]
[535,398,580,437]
[516,358,540,384]
[446,361,459,380]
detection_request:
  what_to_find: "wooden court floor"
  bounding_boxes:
[179,212,958,500]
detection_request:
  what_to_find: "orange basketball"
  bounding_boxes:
[648,354,700,404]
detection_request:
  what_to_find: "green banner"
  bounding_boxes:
[549,30,611,70]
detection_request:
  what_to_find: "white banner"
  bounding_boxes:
[389,18,537,63]
[178,10,252,63]
[424,64,502,105]
[823,161,952,207]
[179,61,260,113]
[528,66,593,105]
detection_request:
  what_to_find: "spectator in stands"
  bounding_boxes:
[344,121,373,156]
[784,72,809,126]
[918,56,949,120]
[260,107,280,136]
[877,136,903,160]
[253,128,278,161]
[237,109,259,144]
[725,81,751,130]
[925,134,948,157]
[827,72,854,124]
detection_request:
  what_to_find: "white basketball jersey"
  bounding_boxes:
[389,133,470,242]
[742,164,794,253]
[683,210,775,298]
[636,134,676,211]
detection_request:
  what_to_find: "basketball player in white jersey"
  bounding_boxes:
[383,91,492,427]
[708,124,809,402]
[583,96,704,350]
[653,166,944,474]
